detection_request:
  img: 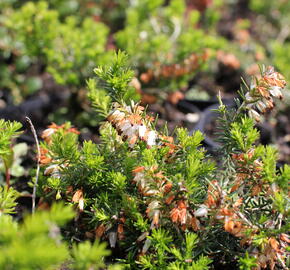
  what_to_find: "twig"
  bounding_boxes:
[150,17,161,34]
[169,18,181,43]
[236,211,258,230]
[26,117,40,214]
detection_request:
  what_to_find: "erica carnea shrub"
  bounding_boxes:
[36,52,289,269]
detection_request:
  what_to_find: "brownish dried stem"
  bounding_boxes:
[26,117,40,214]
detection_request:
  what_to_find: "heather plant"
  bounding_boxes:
[5,1,110,88]
[0,0,114,128]
[249,0,290,82]
[44,16,110,87]
[1,0,228,105]
[48,0,129,29]
[0,188,120,270]
[115,0,226,100]
[5,2,60,59]
[43,0,91,18]
[249,0,290,30]
[200,0,224,30]
[0,120,23,187]
[0,119,121,270]
[37,52,289,269]
[0,5,42,104]
[0,0,16,9]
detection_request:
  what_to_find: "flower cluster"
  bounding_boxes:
[204,180,289,269]
[107,102,157,148]
[245,66,287,121]
[170,200,188,225]
[41,123,80,144]
[252,235,290,270]
[72,189,84,212]
[132,165,208,234]
[39,123,80,175]
[95,212,126,248]
[132,166,173,228]
[139,50,209,84]
[39,147,52,165]
[203,180,249,238]
[231,149,264,195]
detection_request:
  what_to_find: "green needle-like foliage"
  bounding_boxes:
[72,240,111,270]
[0,120,22,184]
[0,120,22,157]
[38,58,289,269]
[0,36,288,268]
[115,0,226,97]
[5,1,59,58]
[0,186,118,270]
[93,51,137,103]
[0,186,18,215]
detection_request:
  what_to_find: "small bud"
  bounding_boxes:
[108,231,117,248]
[44,164,58,176]
[41,128,55,140]
[269,86,282,99]
[194,205,208,217]
[256,100,267,113]
[120,120,132,133]
[111,215,118,220]
[138,125,147,138]
[147,131,157,146]
[248,109,260,122]
[78,198,84,211]
[72,189,83,203]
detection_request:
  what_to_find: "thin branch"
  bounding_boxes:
[236,211,258,230]
[26,117,40,214]
[169,18,181,43]
[150,17,161,34]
